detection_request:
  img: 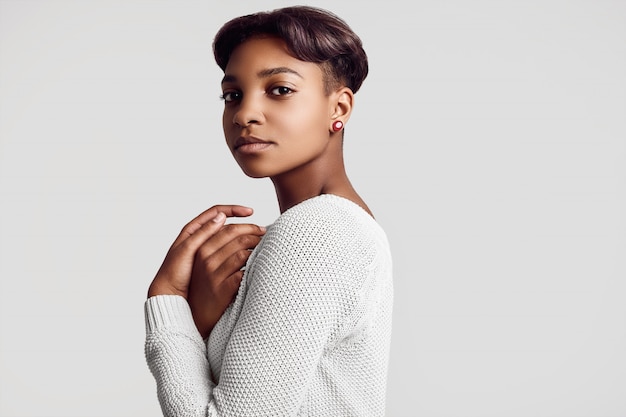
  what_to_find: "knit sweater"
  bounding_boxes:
[145,194,393,416]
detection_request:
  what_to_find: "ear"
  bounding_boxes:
[329,87,354,133]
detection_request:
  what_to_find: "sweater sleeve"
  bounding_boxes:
[144,295,215,417]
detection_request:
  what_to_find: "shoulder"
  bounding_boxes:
[259,194,390,270]
[243,194,392,331]
[274,194,378,239]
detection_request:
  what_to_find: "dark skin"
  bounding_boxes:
[221,37,371,215]
[147,36,371,339]
[147,205,266,338]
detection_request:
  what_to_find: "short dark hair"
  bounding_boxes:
[213,6,368,94]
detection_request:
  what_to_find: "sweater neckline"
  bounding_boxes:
[281,193,380,225]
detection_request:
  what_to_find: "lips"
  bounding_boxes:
[234,136,273,152]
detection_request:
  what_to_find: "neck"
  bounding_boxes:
[272,167,352,213]
[270,144,371,216]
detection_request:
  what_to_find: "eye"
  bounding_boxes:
[269,86,293,96]
[220,91,241,102]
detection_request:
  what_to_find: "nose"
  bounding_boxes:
[232,95,264,127]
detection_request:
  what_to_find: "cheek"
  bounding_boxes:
[222,110,237,140]
[279,116,324,143]
[281,100,328,133]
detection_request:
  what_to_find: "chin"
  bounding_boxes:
[243,171,269,179]
[235,157,291,179]
[237,163,274,179]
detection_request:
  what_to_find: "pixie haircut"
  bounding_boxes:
[213,6,368,94]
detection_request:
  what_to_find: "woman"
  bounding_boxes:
[145,6,393,416]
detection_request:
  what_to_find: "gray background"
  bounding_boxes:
[1,1,625,416]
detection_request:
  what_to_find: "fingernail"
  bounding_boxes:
[212,212,226,223]
[259,226,266,232]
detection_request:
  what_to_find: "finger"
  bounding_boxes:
[207,234,262,276]
[172,212,228,255]
[218,234,262,262]
[183,205,253,238]
[174,205,254,246]
[211,248,255,284]
[197,205,254,224]
[220,270,245,304]
[191,233,260,291]
[194,224,265,264]
[193,231,262,282]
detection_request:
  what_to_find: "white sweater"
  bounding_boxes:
[145,194,393,416]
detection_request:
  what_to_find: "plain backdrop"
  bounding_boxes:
[1,1,625,416]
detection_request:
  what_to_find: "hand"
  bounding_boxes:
[187,221,266,338]
[147,205,259,299]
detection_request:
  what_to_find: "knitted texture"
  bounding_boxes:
[145,194,393,416]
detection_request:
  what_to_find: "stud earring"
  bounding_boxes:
[332,120,344,132]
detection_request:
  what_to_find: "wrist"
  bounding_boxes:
[147,280,187,299]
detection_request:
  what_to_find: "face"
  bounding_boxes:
[221,36,335,179]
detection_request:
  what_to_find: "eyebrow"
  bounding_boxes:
[221,67,303,84]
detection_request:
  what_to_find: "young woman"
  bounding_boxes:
[145,6,393,416]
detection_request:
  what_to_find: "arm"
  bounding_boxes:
[145,296,213,417]
[144,205,265,416]
[210,268,351,414]
[206,217,361,415]
[146,212,363,416]
[148,205,265,337]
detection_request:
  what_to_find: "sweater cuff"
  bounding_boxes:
[144,295,199,336]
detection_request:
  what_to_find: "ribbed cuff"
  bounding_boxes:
[144,295,199,336]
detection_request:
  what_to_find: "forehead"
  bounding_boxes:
[224,36,323,82]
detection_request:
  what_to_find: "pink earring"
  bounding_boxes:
[332,120,344,132]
